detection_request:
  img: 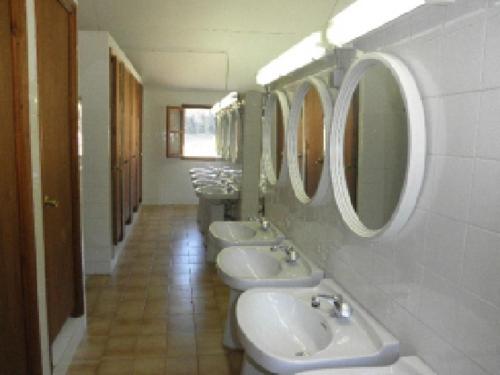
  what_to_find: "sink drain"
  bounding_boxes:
[295,351,310,357]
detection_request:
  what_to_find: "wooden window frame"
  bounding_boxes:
[166,104,221,161]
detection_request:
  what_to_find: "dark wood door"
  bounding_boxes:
[1,2,30,373]
[122,68,132,224]
[130,77,139,212]
[110,55,123,245]
[36,0,83,343]
[304,88,324,197]
[138,84,143,203]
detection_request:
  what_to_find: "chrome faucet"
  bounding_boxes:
[271,243,298,263]
[259,217,270,231]
[249,216,270,231]
[311,294,352,319]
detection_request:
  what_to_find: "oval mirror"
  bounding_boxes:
[263,91,289,185]
[221,112,230,160]
[330,52,425,239]
[287,78,333,205]
[229,108,241,163]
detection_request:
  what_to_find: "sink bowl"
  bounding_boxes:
[296,356,435,375]
[217,245,323,291]
[209,221,284,248]
[216,244,323,351]
[192,179,223,188]
[195,185,239,200]
[236,279,399,374]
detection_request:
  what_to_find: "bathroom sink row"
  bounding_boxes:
[208,219,435,375]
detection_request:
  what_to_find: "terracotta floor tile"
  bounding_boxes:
[134,356,166,375]
[66,360,99,374]
[197,354,231,375]
[165,357,198,375]
[196,330,225,355]
[73,337,107,361]
[109,319,143,336]
[69,206,243,374]
[136,335,168,356]
[104,336,137,357]
[97,358,135,374]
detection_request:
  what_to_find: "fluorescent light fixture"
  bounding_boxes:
[211,91,238,114]
[256,32,327,86]
[327,0,425,46]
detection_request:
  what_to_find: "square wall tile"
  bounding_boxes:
[423,212,467,283]
[469,159,500,232]
[476,88,500,161]
[462,226,500,308]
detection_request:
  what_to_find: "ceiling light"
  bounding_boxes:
[327,0,426,46]
[211,91,238,114]
[256,32,327,86]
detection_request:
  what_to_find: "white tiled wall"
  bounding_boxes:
[79,31,142,274]
[266,1,500,374]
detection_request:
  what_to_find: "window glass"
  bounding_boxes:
[183,107,217,158]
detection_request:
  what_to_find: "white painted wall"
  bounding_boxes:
[142,87,231,204]
[266,2,500,375]
[79,31,141,274]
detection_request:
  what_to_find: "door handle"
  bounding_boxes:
[314,158,324,165]
[44,195,59,208]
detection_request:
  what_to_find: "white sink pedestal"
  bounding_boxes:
[242,354,270,375]
[222,289,242,349]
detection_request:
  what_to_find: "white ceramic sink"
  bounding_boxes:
[296,356,435,375]
[236,279,399,374]
[195,185,239,200]
[216,245,323,291]
[209,220,284,247]
[192,178,223,188]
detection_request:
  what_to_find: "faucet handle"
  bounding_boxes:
[311,296,321,308]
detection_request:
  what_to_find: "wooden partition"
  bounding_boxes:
[110,54,143,245]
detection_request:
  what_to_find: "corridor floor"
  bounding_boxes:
[68,205,243,374]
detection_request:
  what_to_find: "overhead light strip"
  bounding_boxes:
[255,0,454,86]
[326,0,426,46]
[211,91,238,115]
[256,32,327,86]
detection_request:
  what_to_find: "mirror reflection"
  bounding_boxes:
[297,87,325,198]
[269,97,285,178]
[344,63,407,230]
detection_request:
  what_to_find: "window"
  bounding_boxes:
[166,105,218,159]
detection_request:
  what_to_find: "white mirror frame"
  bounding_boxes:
[229,107,241,163]
[287,77,333,205]
[330,52,426,239]
[221,112,230,160]
[262,90,290,186]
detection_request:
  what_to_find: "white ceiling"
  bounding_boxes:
[78,0,344,92]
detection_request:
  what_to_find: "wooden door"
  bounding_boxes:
[130,77,138,212]
[36,0,83,343]
[110,55,123,245]
[304,88,324,197]
[138,84,143,203]
[122,68,132,224]
[344,89,359,209]
[0,1,41,373]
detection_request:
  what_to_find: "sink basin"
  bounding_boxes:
[192,179,223,188]
[195,185,239,200]
[209,221,284,247]
[236,279,399,374]
[217,245,323,291]
[216,244,323,351]
[296,356,435,375]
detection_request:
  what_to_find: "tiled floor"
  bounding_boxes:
[68,205,243,375]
